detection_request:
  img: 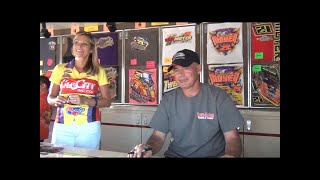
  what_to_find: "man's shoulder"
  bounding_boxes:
[202,83,228,97]
[163,88,180,98]
[202,83,219,91]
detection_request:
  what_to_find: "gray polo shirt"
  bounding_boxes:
[149,83,244,157]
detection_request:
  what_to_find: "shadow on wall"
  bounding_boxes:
[63,36,74,63]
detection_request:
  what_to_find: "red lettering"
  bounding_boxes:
[233,71,240,83]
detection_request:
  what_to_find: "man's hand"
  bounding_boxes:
[220,154,235,158]
[127,144,152,158]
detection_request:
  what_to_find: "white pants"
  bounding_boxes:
[51,121,101,150]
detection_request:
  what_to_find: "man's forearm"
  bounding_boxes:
[224,137,242,157]
[146,135,165,155]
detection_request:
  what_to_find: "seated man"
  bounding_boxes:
[128,49,244,158]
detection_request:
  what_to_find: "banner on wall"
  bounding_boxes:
[251,22,280,62]
[162,26,196,66]
[94,33,119,66]
[128,68,157,105]
[208,64,244,106]
[207,22,243,64]
[126,28,159,104]
[252,63,280,107]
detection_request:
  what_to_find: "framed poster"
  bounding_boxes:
[162,66,178,94]
[40,37,59,75]
[251,22,280,62]
[128,69,157,105]
[251,63,280,107]
[93,32,119,66]
[208,64,244,106]
[125,28,159,104]
[207,22,243,64]
[162,25,196,66]
[104,66,119,100]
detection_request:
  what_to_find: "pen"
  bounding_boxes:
[128,147,152,155]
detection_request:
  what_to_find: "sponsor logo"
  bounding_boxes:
[165,32,192,46]
[66,107,85,116]
[130,36,149,52]
[197,112,215,120]
[60,78,98,95]
[209,28,240,55]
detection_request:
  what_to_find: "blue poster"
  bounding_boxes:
[93,32,119,66]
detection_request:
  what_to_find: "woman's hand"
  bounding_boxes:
[54,96,69,106]
[68,94,81,105]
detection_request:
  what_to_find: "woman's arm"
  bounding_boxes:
[47,82,69,106]
[96,84,111,108]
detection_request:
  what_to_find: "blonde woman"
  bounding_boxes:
[48,32,111,149]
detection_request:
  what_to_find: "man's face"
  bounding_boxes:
[172,63,200,89]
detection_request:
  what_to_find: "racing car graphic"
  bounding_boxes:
[129,70,156,103]
[252,65,280,106]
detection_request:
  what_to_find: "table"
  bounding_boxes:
[40,142,129,158]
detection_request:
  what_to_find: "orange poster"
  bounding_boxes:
[129,68,157,104]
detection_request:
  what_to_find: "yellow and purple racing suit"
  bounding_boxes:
[50,60,109,126]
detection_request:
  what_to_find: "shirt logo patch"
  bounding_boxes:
[60,78,99,95]
[197,112,215,120]
[66,107,85,116]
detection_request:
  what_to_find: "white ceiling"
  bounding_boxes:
[40,22,108,31]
